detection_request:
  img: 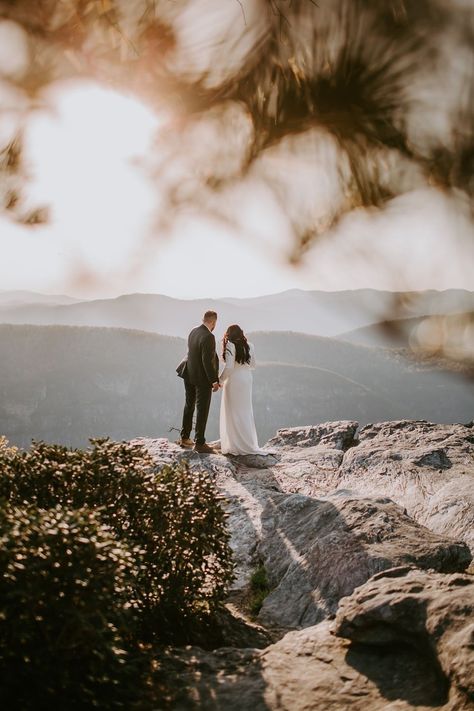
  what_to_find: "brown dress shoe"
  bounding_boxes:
[176,438,194,448]
[193,442,216,454]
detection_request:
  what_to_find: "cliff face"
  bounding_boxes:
[133,419,474,711]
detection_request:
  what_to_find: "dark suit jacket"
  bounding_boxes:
[185,324,219,386]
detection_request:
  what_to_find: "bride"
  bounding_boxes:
[219,324,265,455]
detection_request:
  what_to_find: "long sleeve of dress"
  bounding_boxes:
[248,342,256,370]
[219,342,235,383]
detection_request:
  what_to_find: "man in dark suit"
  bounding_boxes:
[178,310,220,453]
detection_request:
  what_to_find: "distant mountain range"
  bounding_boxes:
[1,324,472,449]
[0,289,473,339]
[0,290,81,307]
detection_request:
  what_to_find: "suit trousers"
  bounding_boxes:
[181,379,213,445]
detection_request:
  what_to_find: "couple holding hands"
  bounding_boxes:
[176,310,264,455]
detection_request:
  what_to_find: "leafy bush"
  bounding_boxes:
[0,504,147,710]
[248,563,271,617]
[0,438,234,638]
[0,436,17,459]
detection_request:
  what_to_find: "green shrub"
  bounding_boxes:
[0,436,17,459]
[0,504,147,710]
[248,564,271,617]
[0,438,235,639]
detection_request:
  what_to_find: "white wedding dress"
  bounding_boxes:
[219,341,265,455]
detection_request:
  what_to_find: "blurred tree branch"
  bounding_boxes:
[0,0,472,230]
[0,0,473,368]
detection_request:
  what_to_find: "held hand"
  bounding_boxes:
[212,382,220,392]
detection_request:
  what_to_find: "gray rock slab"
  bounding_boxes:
[266,420,359,450]
[257,492,471,628]
[336,420,474,551]
[335,566,474,708]
[158,617,461,710]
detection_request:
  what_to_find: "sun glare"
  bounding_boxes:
[22,80,161,282]
[1,78,473,300]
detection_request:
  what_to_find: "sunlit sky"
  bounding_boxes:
[1,80,473,300]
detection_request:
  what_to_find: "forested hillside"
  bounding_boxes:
[1,324,472,448]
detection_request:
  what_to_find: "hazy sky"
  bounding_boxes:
[1,80,473,300]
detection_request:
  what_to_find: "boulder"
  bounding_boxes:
[257,491,471,628]
[336,420,474,551]
[266,420,359,450]
[335,566,474,707]
[254,421,360,497]
[157,568,474,710]
[157,618,459,710]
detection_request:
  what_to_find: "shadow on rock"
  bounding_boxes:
[254,489,471,630]
[335,566,474,709]
[345,637,449,706]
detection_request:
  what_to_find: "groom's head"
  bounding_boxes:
[203,310,217,332]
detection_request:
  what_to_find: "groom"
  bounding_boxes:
[178,310,220,453]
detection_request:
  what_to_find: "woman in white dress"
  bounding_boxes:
[219,324,264,455]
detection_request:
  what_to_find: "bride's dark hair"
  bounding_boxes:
[222,324,251,365]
